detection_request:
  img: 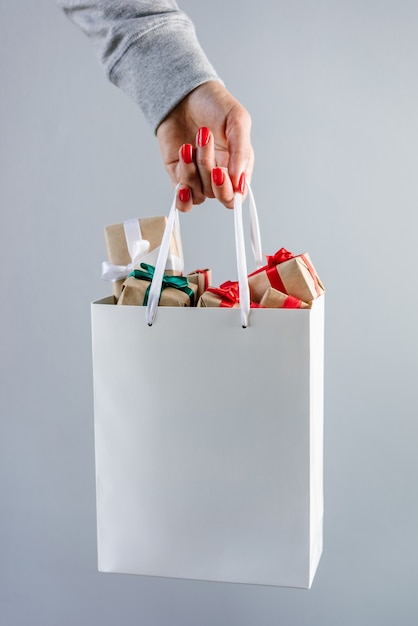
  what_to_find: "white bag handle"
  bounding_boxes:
[146,183,263,328]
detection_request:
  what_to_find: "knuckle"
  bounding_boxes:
[192,193,206,206]
[196,154,212,169]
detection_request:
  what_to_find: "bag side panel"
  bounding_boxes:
[309,297,325,587]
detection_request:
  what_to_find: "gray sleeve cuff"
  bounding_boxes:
[107,16,223,132]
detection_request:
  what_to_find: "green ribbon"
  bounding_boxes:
[129,263,195,307]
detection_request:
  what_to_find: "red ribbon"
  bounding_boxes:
[193,269,211,292]
[283,294,304,309]
[206,281,263,308]
[300,254,322,297]
[265,248,295,266]
[207,281,239,307]
[248,248,294,292]
[266,265,287,293]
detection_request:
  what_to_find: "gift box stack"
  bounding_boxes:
[102,217,324,309]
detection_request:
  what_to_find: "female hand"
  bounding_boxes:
[156,81,254,211]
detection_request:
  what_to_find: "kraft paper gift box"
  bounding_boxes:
[117,264,198,307]
[260,287,311,309]
[248,248,324,304]
[102,216,183,298]
[186,269,212,300]
[198,281,264,308]
[198,281,240,308]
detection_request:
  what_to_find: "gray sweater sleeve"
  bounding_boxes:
[57,0,222,132]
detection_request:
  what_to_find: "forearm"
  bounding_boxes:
[57,0,222,131]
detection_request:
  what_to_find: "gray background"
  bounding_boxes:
[1,0,417,624]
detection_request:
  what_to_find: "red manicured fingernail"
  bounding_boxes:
[179,187,190,203]
[197,127,210,147]
[181,144,194,164]
[237,172,246,194]
[212,167,224,186]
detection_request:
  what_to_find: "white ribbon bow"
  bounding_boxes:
[102,239,154,282]
[101,217,183,282]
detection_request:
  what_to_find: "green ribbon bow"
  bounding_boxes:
[129,263,195,307]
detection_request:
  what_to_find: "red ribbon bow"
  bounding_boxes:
[207,280,240,307]
[207,281,263,308]
[265,248,295,266]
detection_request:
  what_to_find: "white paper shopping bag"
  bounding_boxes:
[91,188,324,588]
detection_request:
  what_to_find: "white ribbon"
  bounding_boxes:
[146,187,180,325]
[248,184,263,270]
[102,217,183,282]
[233,192,250,328]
